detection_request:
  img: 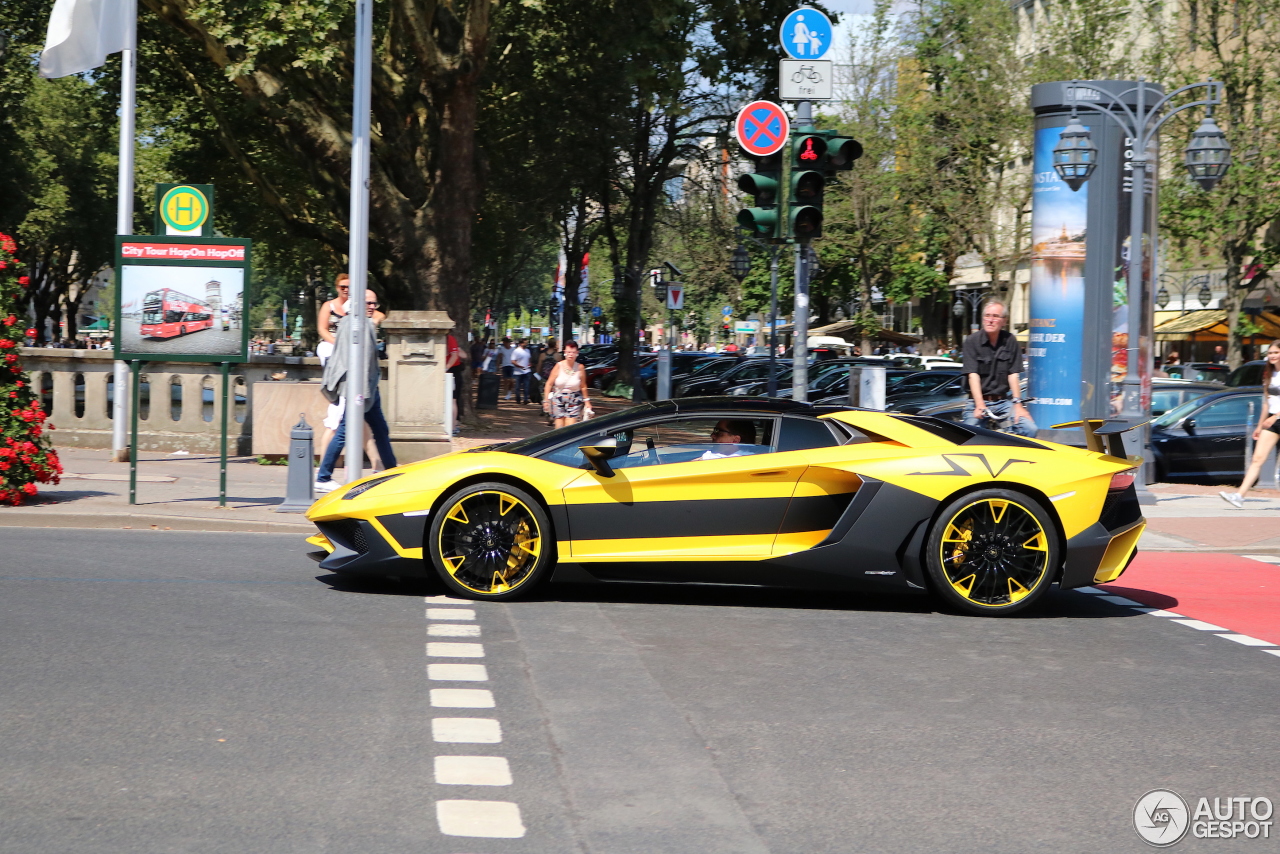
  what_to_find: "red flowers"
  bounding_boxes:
[0,340,13,349]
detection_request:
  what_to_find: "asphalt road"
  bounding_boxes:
[1,529,1276,853]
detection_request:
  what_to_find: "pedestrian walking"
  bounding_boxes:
[1220,340,1280,508]
[511,338,532,404]
[543,340,592,428]
[314,289,397,492]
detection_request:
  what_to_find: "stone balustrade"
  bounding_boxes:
[21,348,325,455]
[21,312,453,459]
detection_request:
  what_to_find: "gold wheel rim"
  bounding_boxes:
[939,498,1049,608]
[436,490,541,594]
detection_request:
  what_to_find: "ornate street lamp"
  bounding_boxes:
[1198,278,1214,308]
[1052,115,1098,192]
[1155,284,1170,310]
[1054,78,1229,504]
[729,245,751,281]
[1184,112,1232,191]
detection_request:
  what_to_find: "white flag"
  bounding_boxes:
[40,0,133,79]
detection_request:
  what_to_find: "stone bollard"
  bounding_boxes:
[275,413,314,513]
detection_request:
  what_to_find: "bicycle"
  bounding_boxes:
[973,398,1038,436]
[790,65,823,84]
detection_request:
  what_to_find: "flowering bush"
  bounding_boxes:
[0,233,61,505]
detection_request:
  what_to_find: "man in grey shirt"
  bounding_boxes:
[961,300,1036,436]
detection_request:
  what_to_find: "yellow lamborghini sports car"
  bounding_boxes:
[305,398,1145,616]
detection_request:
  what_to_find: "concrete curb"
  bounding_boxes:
[0,511,313,534]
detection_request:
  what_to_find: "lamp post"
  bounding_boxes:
[952,288,987,336]
[1155,272,1214,316]
[1052,78,1229,496]
[730,231,781,396]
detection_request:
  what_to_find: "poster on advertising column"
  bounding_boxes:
[113,237,252,362]
[1027,125,1087,429]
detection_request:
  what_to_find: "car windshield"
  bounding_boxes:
[889,372,954,394]
[1153,396,1207,428]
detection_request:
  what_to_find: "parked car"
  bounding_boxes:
[892,354,964,371]
[1148,380,1224,416]
[883,371,968,413]
[675,357,778,397]
[1162,362,1231,383]
[1226,360,1268,388]
[1150,387,1265,482]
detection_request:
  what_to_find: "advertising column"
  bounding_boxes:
[1027,125,1087,430]
[1030,81,1160,437]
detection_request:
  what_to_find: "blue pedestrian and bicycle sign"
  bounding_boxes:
[780,7,833,60]
[735,100,790,157]
[722,306,734,316]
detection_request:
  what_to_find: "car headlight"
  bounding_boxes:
[342,472,403,499]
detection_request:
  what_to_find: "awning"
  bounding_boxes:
[80,317,110,330]
[799,320,921,344]
[1154,309,1280,341]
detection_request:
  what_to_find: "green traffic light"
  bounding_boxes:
[736,152,783,240]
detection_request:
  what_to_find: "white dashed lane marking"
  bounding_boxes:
[1218,634,1275,646]
[434,756,513,786]
[1170,619,1230,632]
[427,663,489,681]
[433,717,503,743]
[425,597,526,839]
[436,800,526,838]
[427,642,485,658]
[429,623,481,637]
[1081,587,1278,660]
[430,688,495,708]
[427,608,476,620]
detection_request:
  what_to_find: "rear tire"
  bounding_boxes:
[925,488,1059,616]
[427,482,553,600]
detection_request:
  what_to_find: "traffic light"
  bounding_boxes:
[822,135,863,172]
[789,133,827,241]
[736,152,782,239]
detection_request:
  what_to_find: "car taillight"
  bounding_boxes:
[1109,469,1136,491]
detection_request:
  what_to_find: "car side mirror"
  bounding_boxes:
[579,437,618,478]
[1183,419,1196,435]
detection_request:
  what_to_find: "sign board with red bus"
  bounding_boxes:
[114,236,252,362]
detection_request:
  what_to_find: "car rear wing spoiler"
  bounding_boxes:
[1051,418,1150,459]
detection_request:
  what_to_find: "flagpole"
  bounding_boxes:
[112,0,137,463]
[344,0,372,484]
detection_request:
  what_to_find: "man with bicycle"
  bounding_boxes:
[961,300,1037,437]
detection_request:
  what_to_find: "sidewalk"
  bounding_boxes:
[0,394,640,534]
[1,394,1277,552]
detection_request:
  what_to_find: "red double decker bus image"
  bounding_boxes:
[140,288,215,339]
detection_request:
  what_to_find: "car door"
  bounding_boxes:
[1187,396,1256,476]
[560,414,807,562]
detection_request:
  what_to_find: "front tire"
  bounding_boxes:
[427,482,553,600]
[925,488,1058,616]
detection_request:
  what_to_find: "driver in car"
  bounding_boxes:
[699,420,757,460]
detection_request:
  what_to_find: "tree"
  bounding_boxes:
[1155,0,1280,368]
[2,75,117,343]
[896,0,1030,345]
[142,0,499,340]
